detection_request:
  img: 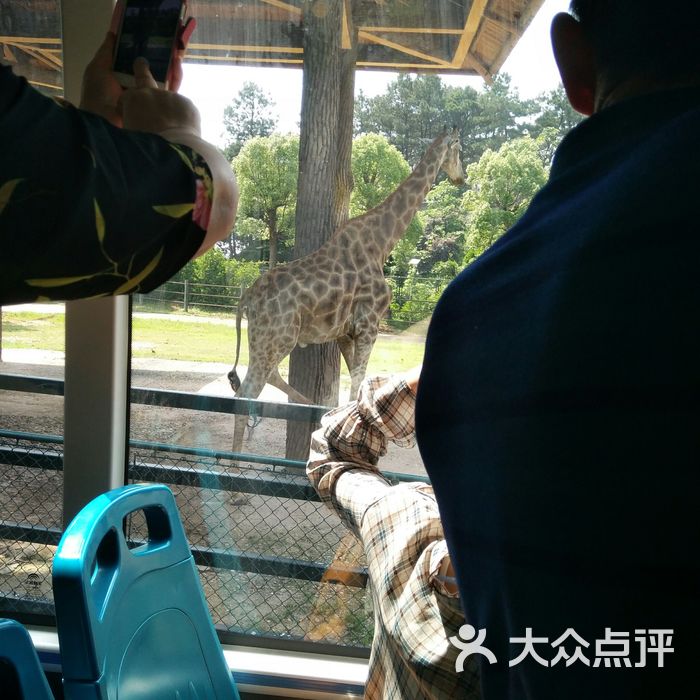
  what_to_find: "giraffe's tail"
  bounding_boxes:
[228,289,248,393]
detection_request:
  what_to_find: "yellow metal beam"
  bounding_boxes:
[358,61,462,70]
[0,36,61,45]
[258,0,302,17]
[9,43,62,71]
[451,0,489,70]
[341,0,352,50]
[29,79,62,91]
[360,26,463,35]
[186,54,303,64]
[188,42,303,54]
[358,30,452,68]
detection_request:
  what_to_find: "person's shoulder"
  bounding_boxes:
[0,63,28,113]
[0,62,19,82]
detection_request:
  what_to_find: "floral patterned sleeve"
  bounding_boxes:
[0,64,215,306]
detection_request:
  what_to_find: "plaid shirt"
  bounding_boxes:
[308,375,480,700]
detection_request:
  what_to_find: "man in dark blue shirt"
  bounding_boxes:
[416,2,700,698]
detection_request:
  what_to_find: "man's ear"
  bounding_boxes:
[551,12,596,115]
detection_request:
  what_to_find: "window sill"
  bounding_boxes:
[29,625,367,699]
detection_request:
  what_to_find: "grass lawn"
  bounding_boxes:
[1,310,426,380]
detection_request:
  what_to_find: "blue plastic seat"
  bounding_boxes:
[0,618,54,699]
[53,484,239,700]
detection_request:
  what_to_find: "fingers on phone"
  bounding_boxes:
[169,55,184,92]
[133,57,158,89]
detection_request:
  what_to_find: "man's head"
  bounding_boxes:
[552,1,700,115]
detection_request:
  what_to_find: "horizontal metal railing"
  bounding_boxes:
[0,372,329,423]
[0,375,427,594]
[0,521,367,588]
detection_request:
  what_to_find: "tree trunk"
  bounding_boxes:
[267,207,278,268]
[285,0,357,461]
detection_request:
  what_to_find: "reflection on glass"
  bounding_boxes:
[0,300,66,615]
[122,0,563,649]
[0,0,63,96]
[0,0,64,622]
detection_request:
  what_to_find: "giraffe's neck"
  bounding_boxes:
[369,138,447,259]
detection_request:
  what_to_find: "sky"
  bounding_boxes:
[180,0,572,148]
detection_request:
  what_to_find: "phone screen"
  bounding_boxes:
[114,0,183,84]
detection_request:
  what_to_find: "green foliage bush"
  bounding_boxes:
[387,270,449,326]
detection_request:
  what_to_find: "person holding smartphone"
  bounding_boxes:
[0,28,238,306]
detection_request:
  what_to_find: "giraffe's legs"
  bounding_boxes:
[267,367,314,405]
[231,329,300,460]
[337,335,355,382]
[231,368,270,463]
[347,330,378,400]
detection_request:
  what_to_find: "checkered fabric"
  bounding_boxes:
[308,375,481,699]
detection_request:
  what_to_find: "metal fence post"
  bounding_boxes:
[183,279,190,313]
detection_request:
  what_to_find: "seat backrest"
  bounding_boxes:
[0,618,55,700]
[53,484,239,700]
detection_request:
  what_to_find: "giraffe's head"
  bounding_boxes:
[439,128,465,185]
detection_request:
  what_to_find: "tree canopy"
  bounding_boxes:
[218,72,583,291]
[233,134,299,267]
[462,135,549,264]
[350,133,410,215]
[223,81,278,161]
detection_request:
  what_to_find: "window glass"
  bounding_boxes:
[124,0,573,650]
[0,1,63,96]
[0,0,63,621]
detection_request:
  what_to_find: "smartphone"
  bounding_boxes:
[112,0,187,89]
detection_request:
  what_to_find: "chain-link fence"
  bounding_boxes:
[0,376,427,649]
[128,445,374,647]
[0,430,378,647]
[0,376,427,652]
[0,431,62,617]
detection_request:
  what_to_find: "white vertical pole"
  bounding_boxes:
[60,0,130,526]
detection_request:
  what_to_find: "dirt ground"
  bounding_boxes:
[0,349,424,646]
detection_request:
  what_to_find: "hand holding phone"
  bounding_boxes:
[111,0,194,90]
[119,59,201,136]
[80,32,126,125]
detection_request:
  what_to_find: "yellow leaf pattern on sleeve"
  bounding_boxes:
[113,248,164,295]
[25,273,99,287]
[95,199,105,243]
[0,178,24,216]
[168,143,195,172]
[153,203,195,218]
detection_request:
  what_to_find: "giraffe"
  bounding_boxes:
[228,128,464,454]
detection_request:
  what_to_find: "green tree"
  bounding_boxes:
[531,86,583,140]
[462,136,549,265]
[229,216,268,262]
[233,134,299,267]
[350,133,410,215]
[469,74,536,157]
[355,74,446,163]
[223,82,277,161]
[354,72,541,169]
[349,133,427,279]
[528,87,584,164]
[416,179,467,275]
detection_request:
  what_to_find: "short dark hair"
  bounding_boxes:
[569,1,700,83]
